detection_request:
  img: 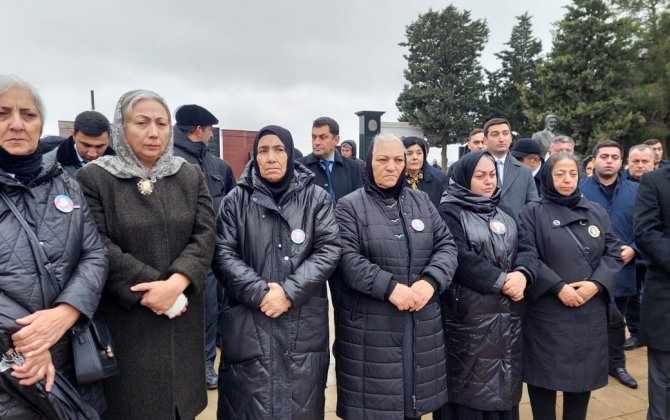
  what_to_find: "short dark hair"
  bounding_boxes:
[483,118,511,136]
[643,138,662,146]
[312,117,339,136]
[73,111,110,137]
[468,128,484,139]
[593,140,623,158]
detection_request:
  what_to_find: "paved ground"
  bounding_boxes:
[198,306,650,420]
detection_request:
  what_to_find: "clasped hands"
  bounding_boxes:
[10,303,80,391]
[558,280,599,307]
[388,279,434,312]
[131,273,190,317]
[259,282,292,318]
[501,271,527,302]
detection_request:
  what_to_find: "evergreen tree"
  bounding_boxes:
[522,0,641,155]
[396,6,489,167]
[486,13,543,136]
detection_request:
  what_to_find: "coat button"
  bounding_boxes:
[278,244,282,248]
[283,256,289,261]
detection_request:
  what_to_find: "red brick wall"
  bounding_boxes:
[221,130,257,180]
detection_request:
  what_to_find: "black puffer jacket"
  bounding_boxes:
[438,185,537,412]
[334,185,458,419]
[0,161,108,417]
[213,161,340,420]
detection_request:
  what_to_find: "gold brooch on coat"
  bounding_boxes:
[137,178,155,196]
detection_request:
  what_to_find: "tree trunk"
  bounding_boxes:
[441,140,448,172]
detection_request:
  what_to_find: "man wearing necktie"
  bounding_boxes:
[484,117,539,220]
[298,116,363,311]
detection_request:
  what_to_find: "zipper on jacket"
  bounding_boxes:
[398,195,419,417]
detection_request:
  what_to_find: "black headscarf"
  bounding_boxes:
[252,125,295,200]
[540,154,582,207]
[446,151,500,212]
[364,138,406,199]
[0,146,43,185]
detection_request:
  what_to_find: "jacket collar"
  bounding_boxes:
[173,127,208,159]
[56,136,115,167]
[541,196,592,229]
[303,151,345,167]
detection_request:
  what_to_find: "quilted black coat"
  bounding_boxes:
[213,161,341,420]
[0,161,108,417]
[334,185,458,419]
[437,186,537,412]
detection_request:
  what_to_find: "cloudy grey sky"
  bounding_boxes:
[6,0,569,155]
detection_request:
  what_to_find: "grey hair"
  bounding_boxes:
[0,75,46,126]
[551,135,575,146]
[628,144,654,159]
[120,90,171,126]
[371,133,404,155]
[545,151,580,171]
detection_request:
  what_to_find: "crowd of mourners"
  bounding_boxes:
[1,75,669,420]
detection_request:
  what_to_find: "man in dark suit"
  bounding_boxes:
[298,117,362,204]
[484,118,539,218]
[635,164,670,419]
[299,117,362,310]
[510,138,542,195]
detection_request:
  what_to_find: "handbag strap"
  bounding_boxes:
[0,188,62,295]
[563,224,598,271]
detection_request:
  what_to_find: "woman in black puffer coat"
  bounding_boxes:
[0,76,108,418]
[435,152,537,420]
[334,134,458,420]
[213,125,341,420]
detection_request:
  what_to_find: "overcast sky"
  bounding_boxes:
[6,0,569,156]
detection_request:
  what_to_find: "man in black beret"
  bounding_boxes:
[511,138,543,195]
[174,104,236,390]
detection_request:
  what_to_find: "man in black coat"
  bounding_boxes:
[510,138,543,195]
[634,165,670,420]
[173,104,236,389]
[299,117,363,310]
[43,111,114,177]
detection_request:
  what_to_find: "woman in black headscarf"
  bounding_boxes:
[213,125,341,419]
[518,152,623,420]
[402,136,447,207]
[435,151,537,420]
[334,134,458,419]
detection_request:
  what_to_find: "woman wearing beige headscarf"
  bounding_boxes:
[77,90,215,420]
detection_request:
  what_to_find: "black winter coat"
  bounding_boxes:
[634,166,670,350]
[334,186,458,419]
[0,161,108,417]
[438,187,537,411]
[173,127,236,213]
[42,136,115,177]
[519,197,623,392]
[213,162,341,420]
[298,152,362,203]
[411,163,446,208]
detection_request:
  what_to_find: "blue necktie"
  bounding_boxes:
[496,159,504,187]
[320,160,335,199]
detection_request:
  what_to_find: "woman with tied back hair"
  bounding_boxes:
[213,125,340,419]
[0,76,107,417]
[334,134,458,419]
[519,152,623,420]
[436,151,537,420]
[77,89,215,419]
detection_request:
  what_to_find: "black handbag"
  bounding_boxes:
[0,189,119,385]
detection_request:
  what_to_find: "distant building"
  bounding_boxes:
[380,121,423,139]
